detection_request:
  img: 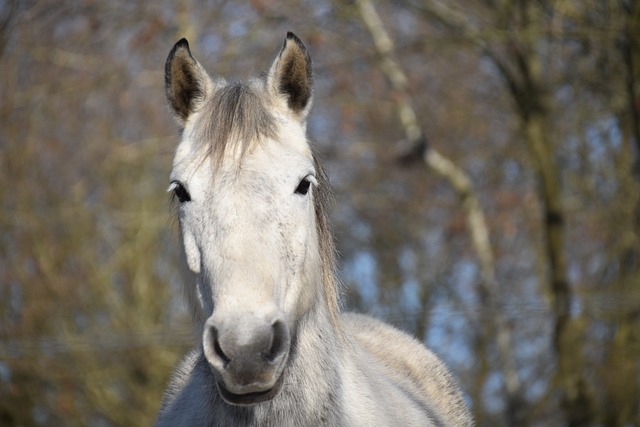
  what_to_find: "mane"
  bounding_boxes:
[194,80,276,167]
[312,155,342,328]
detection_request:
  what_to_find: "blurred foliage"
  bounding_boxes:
[0,0,639,426]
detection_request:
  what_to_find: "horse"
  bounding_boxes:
[156,32,473,427]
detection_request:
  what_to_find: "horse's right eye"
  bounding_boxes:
[169,181,191,203]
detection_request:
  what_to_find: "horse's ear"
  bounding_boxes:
[165,39,214,125]
[268,32,313,119]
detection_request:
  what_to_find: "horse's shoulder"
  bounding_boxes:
[341,312,473,426]
[342,312,447,382]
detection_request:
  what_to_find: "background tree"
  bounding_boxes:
[1,1,638,426]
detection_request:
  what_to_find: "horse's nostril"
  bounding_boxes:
[266,319,289,363]
[210,326,231,368]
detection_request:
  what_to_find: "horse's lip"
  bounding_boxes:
[217,373,284,406]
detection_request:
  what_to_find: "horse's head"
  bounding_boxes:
[165,33,326,405]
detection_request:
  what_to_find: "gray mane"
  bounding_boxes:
[194,80,276,168]
[311,156,342,326]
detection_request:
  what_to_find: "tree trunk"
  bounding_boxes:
[520,82,594,427]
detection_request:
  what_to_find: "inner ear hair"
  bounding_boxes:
[165,39,207,124]
[275,32,313,116]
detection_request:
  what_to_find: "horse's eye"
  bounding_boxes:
[294,178,311,196]
[169,181,191,203]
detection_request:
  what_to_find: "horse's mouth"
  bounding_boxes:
[217,373,285,406]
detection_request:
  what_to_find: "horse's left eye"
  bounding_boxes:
[294,178,311,196]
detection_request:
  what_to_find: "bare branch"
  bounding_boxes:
[356,0,523,421]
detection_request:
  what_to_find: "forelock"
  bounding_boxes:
[193,80,276,167]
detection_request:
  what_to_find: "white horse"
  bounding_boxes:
[156,32,473,427]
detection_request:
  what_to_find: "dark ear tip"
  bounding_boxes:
[166,38,192,85]
[175,38,190,49]
[166,38,193,78]
[170,38,191,57]
[285,32,306,51]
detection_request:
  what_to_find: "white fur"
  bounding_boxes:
[170,111,318,322]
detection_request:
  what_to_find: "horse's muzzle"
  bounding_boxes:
[203,313,290,405]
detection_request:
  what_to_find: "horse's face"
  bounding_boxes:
[165,33,317,405]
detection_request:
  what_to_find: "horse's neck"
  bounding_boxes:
[282,301,345,415]
[287,260,345,392]
[295,301,344,371]
[238,298,347,425]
